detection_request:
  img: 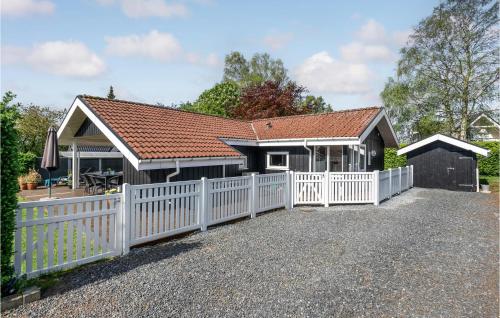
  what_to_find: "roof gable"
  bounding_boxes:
[397,134,489,156]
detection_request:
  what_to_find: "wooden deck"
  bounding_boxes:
[19,186,86,201]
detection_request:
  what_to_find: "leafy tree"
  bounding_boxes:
[177,101,196,112]
[232,80,307,120]
[189,81,241,117]
[18,151,37,175]
[107,86,116,99]
[223,52,288,87]
[1,92,20,288]
[382,0,499,141]
[474,141,499,176]
[301,95,333,113]
[17,104,65,156]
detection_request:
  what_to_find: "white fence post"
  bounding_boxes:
[290,171,295,209]
[251,173,257,218]
[323,171,329,207]
[398,167,402,194]
[285,171,291,210]
[406,166,410,190]
[476,167,479,192]
[388,168,392,197]
[200,177,208,231]
[411,165,414,187]
[121,183,131,254]
[373,170,379,206]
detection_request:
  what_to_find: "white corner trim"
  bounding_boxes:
[397,134,490,156]
[60,151,123,159]
[359,109,398,146]
[220,138,258,146]
[58,97,141,169]
[266,151,289,170]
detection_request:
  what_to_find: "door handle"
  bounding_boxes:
[447,167,455,170]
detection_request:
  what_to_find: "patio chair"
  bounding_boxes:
[82,174,94,195]
[89,175,105,195]
[107,175,123,190]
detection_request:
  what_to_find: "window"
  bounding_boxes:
[266,152,289,170]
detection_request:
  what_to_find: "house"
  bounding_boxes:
[469,113,500,141]
[57,95,398,187]
[397,134,489,192]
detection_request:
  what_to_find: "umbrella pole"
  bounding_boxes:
[48,170,52,198]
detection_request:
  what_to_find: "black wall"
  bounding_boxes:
[233,145,311,174]
[365,127,385,171]
[122,158,241,185]
[407,141,477,192]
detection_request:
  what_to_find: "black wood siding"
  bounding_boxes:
[122,158,241,185]
[365,127,385,171]
[74,117,101,137]
[407,141,477,192]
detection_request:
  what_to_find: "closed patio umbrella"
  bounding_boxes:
[41,126,60,198]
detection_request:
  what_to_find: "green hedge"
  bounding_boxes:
[474,141,499,176]
[384,146,407,169]
[1,92,20,288]
[18,151,37,175]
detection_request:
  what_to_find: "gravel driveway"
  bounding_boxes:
[5,188,498,317]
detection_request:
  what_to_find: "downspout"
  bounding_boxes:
[166,160,180,182]
[303,140,312,172]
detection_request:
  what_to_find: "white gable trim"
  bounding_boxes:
[397,134,489,156]
[359,109,398,146]
[470,113,500,128]
[57,97,141,169]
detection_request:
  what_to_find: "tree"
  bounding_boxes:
[301,95,333,113]
[17,104,66,156]
[232,80,307,120]
[1,92,20,289]
[189,81,241,117]
[382,0,498,141]
[223,52,288,87]
[107,86,116,99]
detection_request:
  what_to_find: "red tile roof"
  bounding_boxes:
[79,96,381,160]
[250,107,381,140]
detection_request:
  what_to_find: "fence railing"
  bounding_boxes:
[14,168,412,278]
[15,194,122,278]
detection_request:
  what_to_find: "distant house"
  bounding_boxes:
[57,95,398,187]
[469,113,500,141]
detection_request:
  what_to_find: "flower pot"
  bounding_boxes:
[481,184,490,192]
[26,183,37,190]
[20,183,28,190]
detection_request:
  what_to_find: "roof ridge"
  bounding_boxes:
[249,106,381,122]
[79,95,251,124]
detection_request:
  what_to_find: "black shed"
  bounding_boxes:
[397,134,489,192]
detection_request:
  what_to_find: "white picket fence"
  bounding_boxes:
[291,166,413,206]
[15,194,122,278]
[14,168,412,278]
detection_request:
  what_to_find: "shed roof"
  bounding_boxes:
[397,134,489,157]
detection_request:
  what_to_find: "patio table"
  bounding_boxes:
[88,171,123,190]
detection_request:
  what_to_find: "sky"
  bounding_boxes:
[1,0,441,110]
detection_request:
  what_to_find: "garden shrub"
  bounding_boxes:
[474,141,499,176]
[1,92,20,289]
[384,146,407,170]
[18,151,37,175]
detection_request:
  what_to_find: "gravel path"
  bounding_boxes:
[5,188,498,317]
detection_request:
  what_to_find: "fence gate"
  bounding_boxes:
[293,172,324,204]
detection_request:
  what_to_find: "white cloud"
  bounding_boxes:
[96,0,188,18]
[356,19,388,44]
[263,33,293,51]
[392,30,412,47]
[105,30,182,61]
[295,51,374,94]
[340,42,394,62]
[2,41,106,78]
[1,0,55,17]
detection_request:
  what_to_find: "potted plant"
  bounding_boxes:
[480,178,490,193]
[17,175,27,190]
[25,169,42,190]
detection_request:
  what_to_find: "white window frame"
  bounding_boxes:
[266,151,289,170]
